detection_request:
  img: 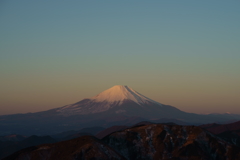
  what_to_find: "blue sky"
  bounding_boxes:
[0,0,240,114]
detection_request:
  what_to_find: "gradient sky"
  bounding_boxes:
[1,0,240,115]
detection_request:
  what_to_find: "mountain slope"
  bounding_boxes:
[3,136,125,160]
[1,85,240,136]
[0,135,56,160]
[55,85,192,121]
[103,124,240,160]
[55,85,237,124]
[201,121,240,135]
[4,124,240,160]
[57,85,164,115]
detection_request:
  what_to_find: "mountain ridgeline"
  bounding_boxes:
[0,85,240,136]
[3,123,240,160]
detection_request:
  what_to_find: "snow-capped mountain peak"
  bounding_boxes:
[57,85,163,115]
[91,85,159,105]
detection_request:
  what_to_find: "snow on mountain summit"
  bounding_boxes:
[91,85,159,105]
[57,85,163,115]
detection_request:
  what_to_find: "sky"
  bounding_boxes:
[0,0,240,115]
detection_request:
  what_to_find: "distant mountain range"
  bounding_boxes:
[1,85,240,136]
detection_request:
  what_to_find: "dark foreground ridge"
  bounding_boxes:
[3,124,240,160]
[3,136,125,160]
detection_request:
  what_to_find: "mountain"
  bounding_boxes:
[217,131,240,147]
[57,85,181,118]
[96,125,128,139]
[55,85,238,124]
[4,124,240,160]
[200,121,240,135]
[201,121,240,147]
[102,124,240,160]
[3,136,125,160]
[1,85,240,136]
[0,135,26,142]
[0,127,105,159]
[0,135,56,159]
[95,121,185,140]
[51,126,105,141]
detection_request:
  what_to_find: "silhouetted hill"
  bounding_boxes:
[59,132,92,141]
[201,121,240,135]
[103,124,240,160]
[0,127,106,159]
[151,118,190,125]
[4,124,240,160]
[95,121,182,139]
[0,135,56,159]
[51,126,105,140]
[3,136,125,160]
[200,121,240,149]
[217,131,240,147]
[96,126,128,139]
[0,135,26,142]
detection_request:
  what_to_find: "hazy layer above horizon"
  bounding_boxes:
[0,1,240,115]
